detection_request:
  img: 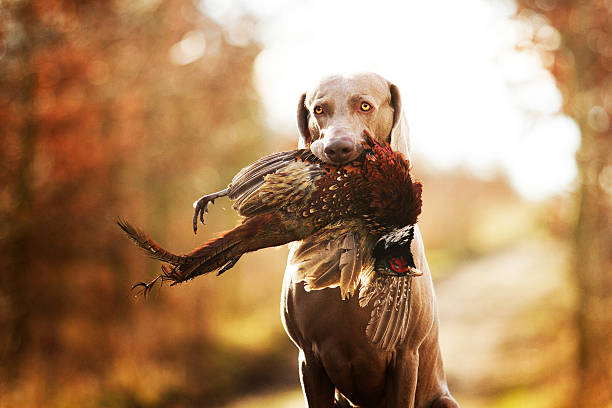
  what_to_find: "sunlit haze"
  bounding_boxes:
[3,2,608,406]
[199,0,580,200]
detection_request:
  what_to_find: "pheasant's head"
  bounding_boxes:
[373,225,423,277]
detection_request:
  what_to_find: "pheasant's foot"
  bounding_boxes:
[192,188,230,234]
[132,275,161,298]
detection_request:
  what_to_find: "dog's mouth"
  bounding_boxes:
[310,131,370,165]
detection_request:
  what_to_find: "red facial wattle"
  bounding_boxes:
[388,256,410,275]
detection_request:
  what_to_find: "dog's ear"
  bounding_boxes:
[297,92,310,148]
[389,84,411,159]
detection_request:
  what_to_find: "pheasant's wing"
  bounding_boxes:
[227,149,320,214]
[289,220,376,299]
[236,160,325,217]
[359,274,413,351]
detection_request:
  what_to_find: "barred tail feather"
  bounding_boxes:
[163,238,242,283]
[121,213,289,287]
[163,213,284,284]
[116,218,187,265]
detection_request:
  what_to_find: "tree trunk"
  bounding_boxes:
[574,121,612,407]
[515,0,612,405]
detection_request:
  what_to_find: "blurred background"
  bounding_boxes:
[0,0,610,407]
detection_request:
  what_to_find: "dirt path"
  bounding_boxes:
[437,238,573,407]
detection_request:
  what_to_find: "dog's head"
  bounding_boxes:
[297,72,411,163]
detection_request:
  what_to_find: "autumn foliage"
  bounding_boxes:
[1,1,610,407]
[0,1,271,405]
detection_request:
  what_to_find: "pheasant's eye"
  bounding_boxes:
[314,106,323,115]
[360,102,372,112]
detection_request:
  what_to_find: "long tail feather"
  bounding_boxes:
[119,214,288,288]
[162,213,287,284]
[116,218,187,265]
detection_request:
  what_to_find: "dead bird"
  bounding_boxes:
[119,135,424,349]
[119,135,421,292]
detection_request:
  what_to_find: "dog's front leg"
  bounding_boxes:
[385,350,419,408]
[298,348,335,408]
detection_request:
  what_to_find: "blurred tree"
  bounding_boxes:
[0,0,264,404]
[515,1,612,406]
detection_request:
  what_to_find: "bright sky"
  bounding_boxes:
[196,0,580,200]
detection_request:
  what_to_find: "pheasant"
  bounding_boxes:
[119,135,423,349]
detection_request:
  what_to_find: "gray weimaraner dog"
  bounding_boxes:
[281,73,459,407]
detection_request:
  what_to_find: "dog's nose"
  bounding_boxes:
[324,137,355,163]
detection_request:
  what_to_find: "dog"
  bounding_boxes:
[280,73,459,407]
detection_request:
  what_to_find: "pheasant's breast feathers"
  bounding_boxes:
[306,165,365,222]
[360,139,422,228]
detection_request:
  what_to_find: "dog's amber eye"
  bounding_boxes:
[314,106,323,115]
[360,102,372,111]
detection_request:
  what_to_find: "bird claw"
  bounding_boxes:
[132,275,161,298]
[192,196,215,234]
[191,188,230,234]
